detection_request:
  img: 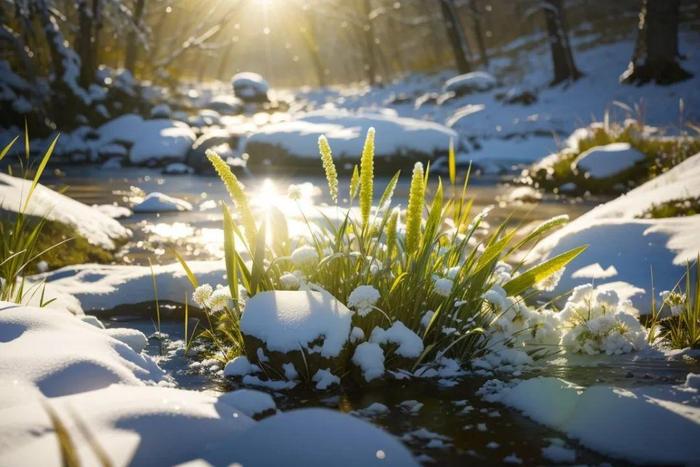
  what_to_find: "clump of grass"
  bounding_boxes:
[640,197,700,219]
[179,129,584,366]
[651,259,700,349]
[523,116,700,196]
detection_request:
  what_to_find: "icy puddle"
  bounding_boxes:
[98,307,699,466]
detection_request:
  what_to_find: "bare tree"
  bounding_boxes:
[620,0,692,85]
[542,0,580,85]
[439,0,471,73]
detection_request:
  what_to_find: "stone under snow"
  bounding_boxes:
[572,143,645,178]
[132,192,193,212]
[443,71,497,95]
[240,290,353,358]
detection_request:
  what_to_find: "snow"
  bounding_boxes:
[33,261,227,311]
[541,441,576,463]
[490,377,700,465]
[443,71,497,94]
[132,192,193,212]
[162,162,194,175]
[224,408,418,467]
[352,342,385,382]
[573,143,645,178]
[95,114,195,164]
[223,356,257,377]
[218,389,276,417]
[150,103,172,119]
[104,328,148,353]
[0,303,165,397]
[240,290,352,357]
[0,302,417,466]
[0,173,130,250]
[354,402,390,417]
[534,152,700,313]
[244,109,456,161]
[92,203,132,219]
[347,285,381,317]
[231,72,269,101]
[312,368,341,390]
[369,321,424,358]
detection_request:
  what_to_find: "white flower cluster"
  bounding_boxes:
[659,290,686,317]
[481,282,647,359]
[559,285,647,355]
[192,283,233,312]
[347,285,381,317]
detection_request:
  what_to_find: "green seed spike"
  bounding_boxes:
[207,149,257,246]
[405,162,425,255]
[318,135,339,204]
[359,127,375,228]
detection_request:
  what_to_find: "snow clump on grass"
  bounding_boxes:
[290,245,319,268]
[347,285,381,316]
[559,285,647,355]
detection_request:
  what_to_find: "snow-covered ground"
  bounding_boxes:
[0,173,130,250]
[534,151,700,312]
[0,302,419,466]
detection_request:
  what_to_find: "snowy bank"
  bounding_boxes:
[0,303,418,466]
[33,261,227,311]
[0,173,130,250]
[487,377,700,465]
[534,152,700,312]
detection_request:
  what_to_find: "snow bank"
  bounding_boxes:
[33,261,227,311]
[95,114,195,164]
[244,109,456,161]
[0,173,130,250]
[491,377,700,465]
[572,143,645,178]
[132,192,193,212]
[224,408,419,467]
[534,152,700,312]
[443,71,497,95]
[240,290,352,358]
[0,303,164,396]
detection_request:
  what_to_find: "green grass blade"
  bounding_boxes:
[503,245,588,296]
[22,134,59,213]
[0,135,19,162]
[172,249,199,288]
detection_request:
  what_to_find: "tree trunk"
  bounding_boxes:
[76,0,101,88]
[543,0,581,85]
[124,0,147,74]
[620,0,692,85]
[361,0,377,85]
[439,0,471,74]
[468,0,489,67]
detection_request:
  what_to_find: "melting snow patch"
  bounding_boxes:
[133,192,193,212]
[572,143,645,179]
[312,368,340,390]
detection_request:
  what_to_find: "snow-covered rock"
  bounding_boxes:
[489,377,700,465]
[240,290,353,378]
[0,173,130,250]
[572,143,645,178]
[162,162,194,175]
[225,408,419,467]
[231,72,270,103]
[206,94,243,114]
[534,152,700,313]
[224,356,257,377]
[150,103,172,119]
[0,304,164,396]
[133,192,193,212]
[369,321,424,359]
[244,109,456,166]
[95,114,196,165]
[443,71,497,95]
[352,342,385,382]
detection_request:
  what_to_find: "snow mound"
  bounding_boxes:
[224,356,257,377]
[225,408,419,467]
[231,72,269,102]
[0,382,254,467]
[133,192,193,212]
[95,114,195,165]
[492,377,700,465]
[369,321,424,358]
[352,342,385,382]
[92,203,132,219]
[33,261,227,311]
[104,328,148,353]
[0,303,165,397]
[240,290,352,358]
[572,143,645,178]
[443,71,497,95]
[162,162,194,175]
[0,173,130,250]
[218,389,276,417]
[244,109,456,162]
